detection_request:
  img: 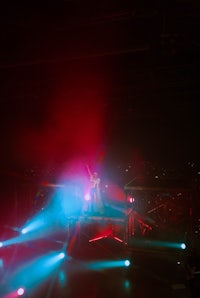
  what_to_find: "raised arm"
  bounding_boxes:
[86,164,92,177]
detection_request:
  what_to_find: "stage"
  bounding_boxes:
[0,178,199,297]
[0,228,197,298]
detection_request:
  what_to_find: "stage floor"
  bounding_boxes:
[1,234,199,298]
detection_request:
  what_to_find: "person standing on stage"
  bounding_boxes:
[86,165,104,214]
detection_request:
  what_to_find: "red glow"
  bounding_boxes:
[113,236,123,243]
[67,223,80,255]
[89,224,123,243]
[41,181,65,188]
[3,291,18,298]
[127,196,135,203]
[89,225,113,241]
[15,70,108,168]
[103,182,126,202]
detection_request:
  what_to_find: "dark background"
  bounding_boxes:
[0,0,200,181]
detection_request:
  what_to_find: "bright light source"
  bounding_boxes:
[127,195,135,203]
[124,260,131,267]
[17,287,25,296]
[181,243,186,250]
[0,242,3,248]
[88,259,132,271]
[20,218,45,236]
[58,252,66,260]
[21,228,27,234]
[84,193,91,201]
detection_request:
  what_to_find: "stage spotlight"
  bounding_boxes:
[181,243,186,250]
[17,287,25,296]
[124,260,131,267]
[58,252,66,260]
[0,242,3,248]
[21,228,27,234]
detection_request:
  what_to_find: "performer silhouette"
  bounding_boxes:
[86,165,104,214]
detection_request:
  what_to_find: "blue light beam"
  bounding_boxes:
[8,251,67,294]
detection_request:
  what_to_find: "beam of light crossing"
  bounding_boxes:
[0,205,66,248]
[6,250,67,295]
[130,239,187,250]
[87,259,131,270]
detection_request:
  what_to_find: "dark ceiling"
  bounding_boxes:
[0,0,200,171]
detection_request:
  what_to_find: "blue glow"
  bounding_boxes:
[50,183,83,223]
[88,259,132,270]
[1,235,29,247]
[131,239,187,250]
[44,251,66,267]
[21,218,46,234]
[0,258,3,268]
[5,180,85,248]
[124,279,131,290]
[8,251,67,292]
[58,270,67,287]
[2,206,64,248]
[1,229,53,248]
[3,180,84,249]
